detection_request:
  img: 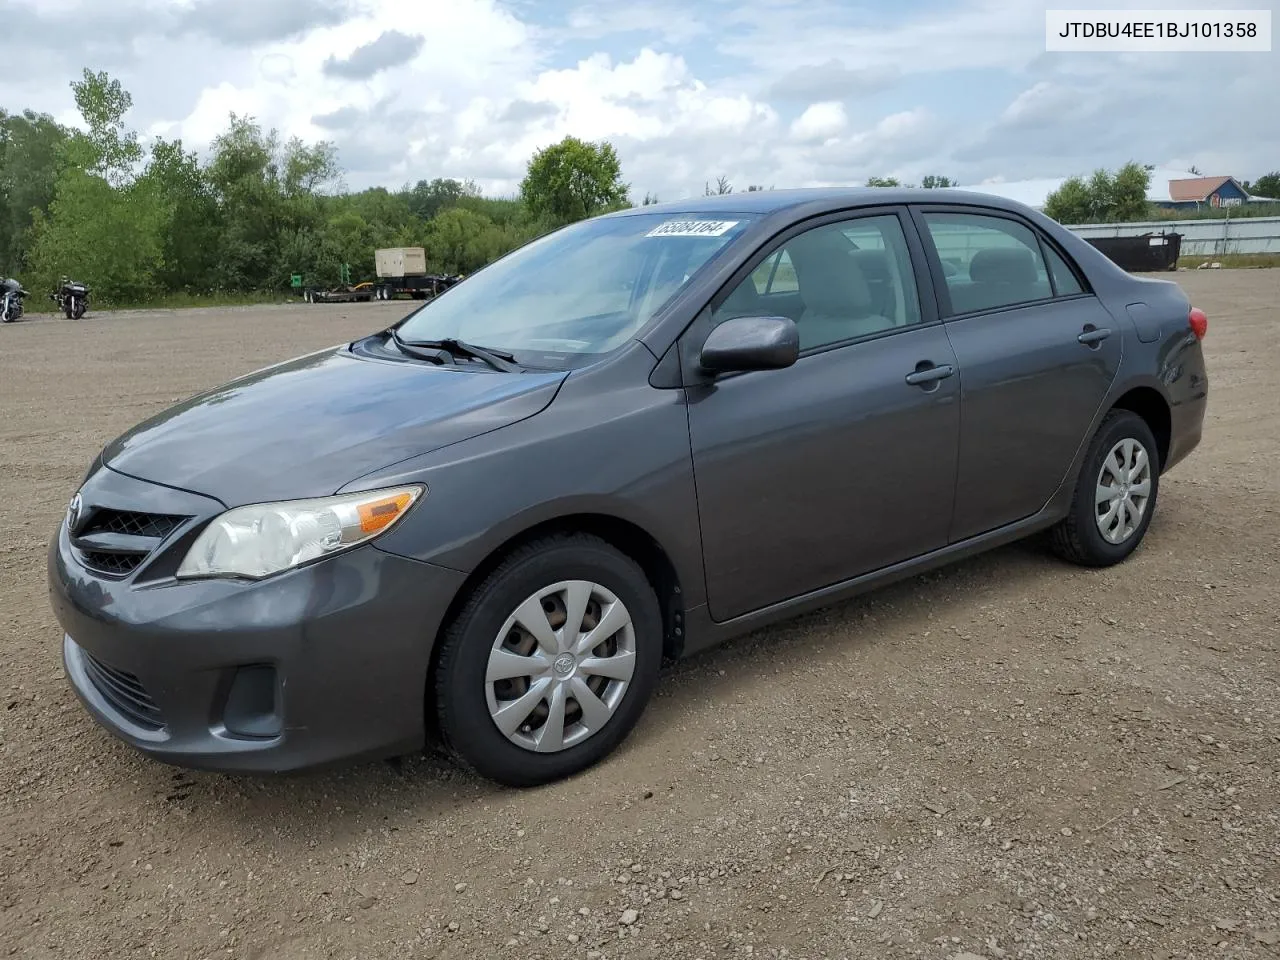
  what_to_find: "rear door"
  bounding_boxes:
[911,205,1123,542]
[683,207,962,622]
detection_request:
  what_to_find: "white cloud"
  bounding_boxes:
[0,0,1273,203]
[790,102,847,142]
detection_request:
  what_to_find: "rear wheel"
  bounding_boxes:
[1050,409,1160,567]
[433,534,662,787]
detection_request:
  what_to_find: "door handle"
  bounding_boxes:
[904,362,955,386]
[1078,326,1112,345]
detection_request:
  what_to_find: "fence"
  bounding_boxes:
[1063,216,1280,256]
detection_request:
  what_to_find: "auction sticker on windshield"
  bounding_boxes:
[646,220,741,238]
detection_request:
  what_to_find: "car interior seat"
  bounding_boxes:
[847,249,899,323]
[788,231,893,349]
[962,246,1039,312]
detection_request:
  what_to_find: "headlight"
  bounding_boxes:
[176,485,424,580]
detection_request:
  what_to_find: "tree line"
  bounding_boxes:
[1044,162,1280,225]
[6,70,1276,306]
[0,69,973,308]
[0,70,640,306]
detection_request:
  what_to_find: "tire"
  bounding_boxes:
[433,534,663,787]
[1050,409,1160,567]
[72,299,85,320]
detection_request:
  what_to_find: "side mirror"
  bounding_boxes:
[698,315,799,373]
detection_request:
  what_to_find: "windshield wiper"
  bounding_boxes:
[391,330,522,373]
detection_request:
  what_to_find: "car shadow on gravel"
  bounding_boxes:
[103,535,1079,843]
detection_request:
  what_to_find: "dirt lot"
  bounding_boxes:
[2,273,1278,960]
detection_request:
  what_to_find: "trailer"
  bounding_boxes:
[293,265,376,304]
[303,282,375,304]
[372,247,465,300]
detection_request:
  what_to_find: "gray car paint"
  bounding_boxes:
[49,186,1209,772]
[359,188,1206,638]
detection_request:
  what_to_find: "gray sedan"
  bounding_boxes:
[48,187,1209,786]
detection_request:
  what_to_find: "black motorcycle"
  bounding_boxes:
[1,277,28,323]
[52,277,89,319]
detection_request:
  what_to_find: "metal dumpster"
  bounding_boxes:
[1084,232,1182,272]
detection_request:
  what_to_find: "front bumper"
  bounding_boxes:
[48,465,466,774]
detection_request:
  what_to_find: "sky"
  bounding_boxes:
[1,0,1276,201]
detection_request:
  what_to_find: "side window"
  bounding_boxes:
[749,249,799,294]
[712,214,923,351]
[1043,243,1085,296]
[921,212,1056,315]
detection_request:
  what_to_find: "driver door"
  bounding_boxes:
[683,208,961,622]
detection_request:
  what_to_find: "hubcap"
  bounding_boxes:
[485,580,636,753]
[1095,437,1152,545]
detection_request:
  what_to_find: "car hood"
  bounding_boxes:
[103,345,568,507]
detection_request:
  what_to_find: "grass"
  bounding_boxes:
[1177,253,1280,269]
[1150,203,1280,221]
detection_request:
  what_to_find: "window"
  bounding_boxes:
[749,250,799,294]
[712,214,922,352]
[1043,243,1085,296]
[921,212,1061,315]
[395,212,756,363]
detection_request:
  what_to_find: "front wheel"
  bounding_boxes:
[72,298,85,320]
[433,534,663,787]
[1050,409,1160,567]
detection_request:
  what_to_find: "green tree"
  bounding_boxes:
[0,109,69,273]
[206,115,284,289]
[141,138,221,291]
[282,137,342,196]
[27,71,164,302]
[404,177,478,220]
[1249,171,1280,199]
[1043,176,1093,224]
[424,207,500,274]
[519,136,629,225]
[1044,162,1151,224]
[324,210,375,279]
[66,69,142,185]
[921,175,956,188]
[864,176,900,187]
[1106,162,1152,221]
[28,170,166,303]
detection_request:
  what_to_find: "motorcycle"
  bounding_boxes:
[1,277,28,323]
[52,277,89,319]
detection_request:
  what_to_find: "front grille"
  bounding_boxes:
[81,652,164,730]
[79,551,147,576]
[71,508,187,578]
[82,509,183,540]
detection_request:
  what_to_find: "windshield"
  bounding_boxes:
[394,212,757,365]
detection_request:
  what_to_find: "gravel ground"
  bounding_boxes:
[1,273,1278,960]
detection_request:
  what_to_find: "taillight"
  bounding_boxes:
[1188,306,1207,340]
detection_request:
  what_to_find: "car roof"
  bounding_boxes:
[604,186,1038,219]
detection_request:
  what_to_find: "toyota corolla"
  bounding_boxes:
[48,187,1208,787]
